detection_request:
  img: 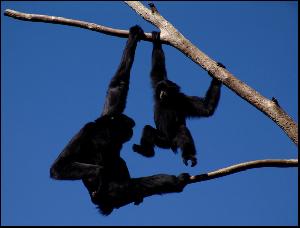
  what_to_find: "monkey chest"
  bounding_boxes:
[154,108,184,135]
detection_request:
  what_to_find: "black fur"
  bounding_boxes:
[94,173,191,215]
[50,26,190,215]
[133,31,224,167]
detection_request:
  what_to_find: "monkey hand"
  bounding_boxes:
[177,173,191,183]
[129,25,145,41]
[152,31,161,42]
[174,173,191,191]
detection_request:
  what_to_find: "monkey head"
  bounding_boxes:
[155,80,181,105]
[95,114,135,144]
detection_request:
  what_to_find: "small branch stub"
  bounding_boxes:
[148,3,159,14]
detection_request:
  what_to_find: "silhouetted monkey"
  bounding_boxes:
[50,26,191,215]
[133,31,225,167]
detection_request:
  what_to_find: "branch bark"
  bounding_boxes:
[189,159,298,183]
[4,6,298,146]
[3,9,156,42]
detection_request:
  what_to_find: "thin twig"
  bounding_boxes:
[189,159,298,184]
[4,9,158,42]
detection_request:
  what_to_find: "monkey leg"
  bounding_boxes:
[88,158,131,204]
[93,173,191,215]
[173,125,197,167]
[50,161,102,180]
[133,125,170,157]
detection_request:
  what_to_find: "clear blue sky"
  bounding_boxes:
[1,1,298,226]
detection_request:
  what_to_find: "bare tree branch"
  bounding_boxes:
[189,159,298,184]
[3,9,155,42]
[4,4,298,146]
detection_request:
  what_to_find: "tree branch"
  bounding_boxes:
[189,159,298,184]
[4,5,298,146]
[3,9,155,42]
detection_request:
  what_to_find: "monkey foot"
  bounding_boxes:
[132,144,155,157]
[129,25,145,40]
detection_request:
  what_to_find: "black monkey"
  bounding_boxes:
[50,26,191,215]
[133,31,225,167]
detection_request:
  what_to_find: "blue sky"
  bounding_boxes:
[1,1,298,226]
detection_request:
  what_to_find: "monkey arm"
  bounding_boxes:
[50,161,102,180]
[101,25,144,116]
[150,31,168,88]
[184,78,222,117]
[50,122,103,180]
